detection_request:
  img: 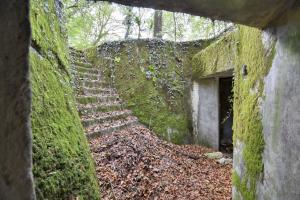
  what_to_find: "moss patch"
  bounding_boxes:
[192,32,237,79]
[184,25,276,199]
[30,50,100,200]
[30,0,100,199]
[232,26,275,200]
[30,0,69,69]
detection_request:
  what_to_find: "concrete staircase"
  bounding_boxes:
[70,50,138,139]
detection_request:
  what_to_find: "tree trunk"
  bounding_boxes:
[124,7,133,39]
[173,12,177,42]
[137,8,142,39]
[153,10,162,38]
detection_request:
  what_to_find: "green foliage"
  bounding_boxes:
[148,65,155,73]
[162,12,232,41]
[189,17,207,38]
[66,0,113,49]
[232,26,275,200]
[64,1,231,46]
[162,12,184,41]
[114,56,121,63]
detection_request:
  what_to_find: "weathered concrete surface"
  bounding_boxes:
[0,0,35,199]
[232,139,246,200]
[191,79,219,149]
[259,7,300,200]
[97,0,295,28]
[191,82,200,138]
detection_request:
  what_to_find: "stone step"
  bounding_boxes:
[76,94,120,104]
[85,116,138,139]
[78,87,117,95]
[77,79,110,88]
[70,55,88,64]
[73,71,102,80]
[73,60,93,68]
[77,101,124,115]
[73,65,100,74]
[81,110,132,127]
[70,52,84,58]
[69,49,85,58]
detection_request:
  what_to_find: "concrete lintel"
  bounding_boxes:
[198,69,234,79]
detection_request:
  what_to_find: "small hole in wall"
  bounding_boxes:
[242,64,248,78]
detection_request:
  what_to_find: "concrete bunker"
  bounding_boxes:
[1,0,299,199]
[191,70,233,152]
[190,32,236,151]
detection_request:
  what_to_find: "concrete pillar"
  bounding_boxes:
[258,8,300,199]
[0,1,35,199]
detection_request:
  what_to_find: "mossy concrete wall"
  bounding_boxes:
[232,26,276,200]
[257,7,300,199]
[192,12,300,198]
[88,39,213,144]
[192,25,278,200]
[233,18,300,200]
[30,0,100,199]
[192,26,275,199]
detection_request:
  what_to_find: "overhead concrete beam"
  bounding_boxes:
[94,0,295,28]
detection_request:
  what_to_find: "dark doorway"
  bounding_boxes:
[219,77,233,153]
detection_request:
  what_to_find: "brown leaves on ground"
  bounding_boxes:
[90,125,232,200]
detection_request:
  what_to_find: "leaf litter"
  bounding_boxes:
[89,125,232,200]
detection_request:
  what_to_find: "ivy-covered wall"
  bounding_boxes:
[88,39,212,144]
[30,0,100,199]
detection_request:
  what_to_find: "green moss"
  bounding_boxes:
[232,26,276,199]
[233,171,252,200]
[113,49,189,144]
[73,61,93,68]
[92,40,208,144]
[191,25,275,199]
[192,32,237,79]
[30,0,100,199]
[30,51,100,200]
[86,47,99,64]
[30,0,69,68]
